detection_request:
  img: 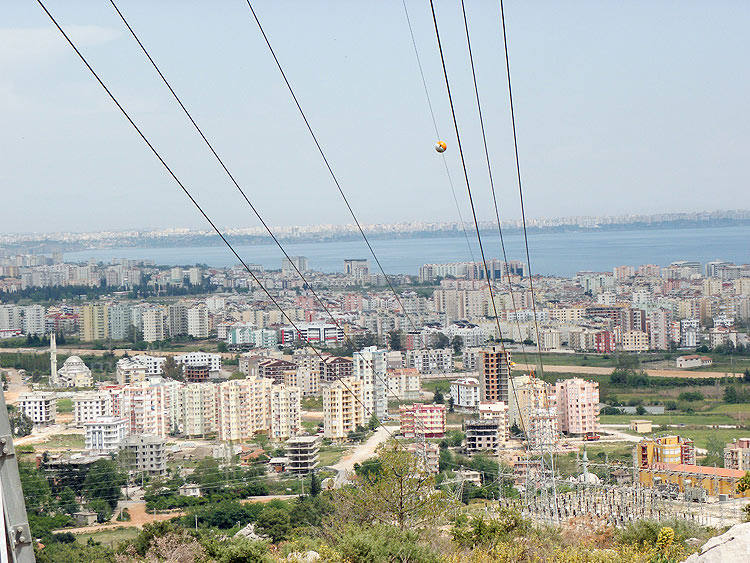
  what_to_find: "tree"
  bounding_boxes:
[19,462,51,514]
[82,459,125,509]
[162,355,183,381]
[635,405,647,416]
[448,396,455,413]
[57,487,79,515]
[736,471,750,494]
[8,406,32,437]
[724,385,739,404]
[87,498,113,523]
[309,472,322,497]
[335,442,454,530]
[368,413,380,431]
[434,388,444,404]
[255,507,291,542]
[431,333,450,349]
[744,369,750,384]
[388,330,404,351]
[451,335,464,355]
[217,341,228,353]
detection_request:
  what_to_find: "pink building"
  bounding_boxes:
[554,378,599,436]
[399,403,446,438]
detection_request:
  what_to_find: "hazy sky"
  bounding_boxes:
[2,1,749,233]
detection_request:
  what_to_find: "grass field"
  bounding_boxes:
[318,445,348,467]
[42,434,85,449]
[57,398,73,413]
[75,526,139,545]
[600,413,739,426]
[674,428,750,450]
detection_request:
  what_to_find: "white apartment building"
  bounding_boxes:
[142,309,166,342]
[323,377,365,440]
[180,383,217,437]
[269,384,301,440]
[18,392,56,425]
[73,391,112,426]
[175,352,221,374]
[353,346,388,420]
[451,377,480,411]
[187,305,210,338]
[131,354,166,376]
[539,329,561,352]
[23,305,46,336]
[405,348,453,375]
[85,417,129,452]
[386,368,420,400]
[0,304,22,332]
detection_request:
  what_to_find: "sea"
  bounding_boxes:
[63,224,750,278]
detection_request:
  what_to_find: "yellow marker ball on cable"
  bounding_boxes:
[435,140,447,153]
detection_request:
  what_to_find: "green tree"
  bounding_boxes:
[255,507,291,542]
[635,405,647,416]
[336,442,454,530]
[434,388,444,404]
[87,498,113,523]
[8,406,33,437]
[724,385,739,403]
[451,335,464,355]
[162,355,183,381]
[309,472,322,497]
[82,459,125,509]
[19,462,51,514]
[431,333,450,349]
[736,471,750,494]
[744,368,750,384]
[57,487,79,515]
[388,330,404,351]
[217,341,228,353]
[367,413,380,431]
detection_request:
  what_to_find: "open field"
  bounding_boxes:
[39,433,85,450]
[318,445,348,467]
[600,413,740,426]
[75,526,140,546]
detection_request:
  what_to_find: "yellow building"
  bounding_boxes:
[638,435,695,466]
[323,377,365,440]
[638,463,750,498]
[81,303,109,342]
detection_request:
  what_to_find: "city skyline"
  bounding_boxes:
[3,1,750,232]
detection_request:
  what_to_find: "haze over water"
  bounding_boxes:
[64,224,750,278]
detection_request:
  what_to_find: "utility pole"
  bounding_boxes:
[0,387,36,562]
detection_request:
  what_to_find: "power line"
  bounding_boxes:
[105,0,409,420]
[34,0,394,447]
[425,0,528,445]
[457,0,534,371]
[498,0,545,377]
[400,0,476,266]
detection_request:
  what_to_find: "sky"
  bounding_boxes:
[1,1,749,233]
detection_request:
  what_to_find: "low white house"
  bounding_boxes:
[675,355,713,369]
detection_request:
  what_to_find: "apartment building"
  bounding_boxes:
[216,377,273,442]
[121,381,170,438]
[399,403,446,438]
[175,352,221,375]
[724,438,750,471]
[323,377,365,440]
[85,417,129,452]
[451,376,480,411]
[142,308,166,342]
[286,435,320,474]
[479,346,512,403]
[477,401,509,442]
[73,391,112,426]
[621,330,649,352]
[385,368,420,400]
[353,346,388,420]
[18,392,56,425]
[269,384,301,440]
[638,435,696,467]
[187,305,209,338]
[555,378,600,436]
[120,435,167,476]
[81,303,108,341]
[508,374,550,430]
[404,348,453,375]
[465,419,504,454]
[116,357,148,385]
[180,383,218,437]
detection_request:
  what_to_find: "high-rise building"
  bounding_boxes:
[479,346,511,403]
[323,377,365,440]
[81,303,109,341]
[180,383,217,437]
[399,403,446,438]
[281,256,308,275]
[167,303,189,338]
[555,378,600,436]
[142,309,167,342]
[353,346,388,420]
[108,303,131,341]
[73,391,113,426]
[187,305,209,338]
[23,304,47,336]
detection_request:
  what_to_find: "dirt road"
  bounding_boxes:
[513,363,739,379]
[2,368,31,404]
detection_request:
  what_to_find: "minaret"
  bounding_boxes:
[50,332,58,387]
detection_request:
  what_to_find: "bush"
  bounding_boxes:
[334,524,441,563]
[678,391,704,402]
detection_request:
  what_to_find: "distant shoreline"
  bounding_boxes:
[5,218,750,254]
